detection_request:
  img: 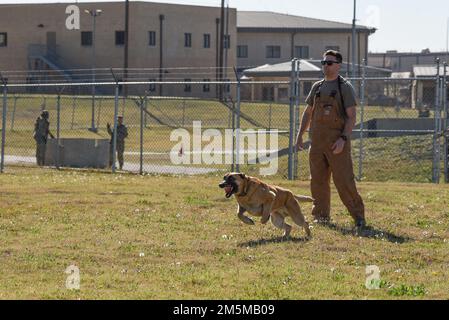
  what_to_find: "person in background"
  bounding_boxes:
[107,115,128,170]
[33,110,55,166]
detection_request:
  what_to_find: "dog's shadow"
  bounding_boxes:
[323,222,413,243]
[238,236,310,248]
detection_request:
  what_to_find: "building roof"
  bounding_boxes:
[244,59,391,78]
[244,60,320,77]
[369,50,449,57]
[237,11,375,33]
[391,72,412,79]
[413,65,447,77]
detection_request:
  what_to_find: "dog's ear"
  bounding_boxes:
[239,173,246,179]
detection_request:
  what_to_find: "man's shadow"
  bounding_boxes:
[237,223,412,248]
[317,222,413,243]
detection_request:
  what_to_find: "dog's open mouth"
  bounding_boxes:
[224,185,234,198]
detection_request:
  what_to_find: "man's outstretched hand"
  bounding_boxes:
[295,135,305,152]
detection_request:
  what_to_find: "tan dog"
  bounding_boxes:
[219,173,312,238]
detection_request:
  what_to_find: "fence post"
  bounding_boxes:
[140,96,144,175]
[71,96,76,130]
[10,95,17,131]
[293,59,301,180]
[288,58,298,180]
[268,103,272,130]
[433,58,441,183]
[96,97,102,129]
[230,98,235,173]
[56,92,61,169]
[234,68,241,173]
[444,62,449,183]
[358,59,366,181]
[110,69,120,173]
[144,95,148,128]
[0,75,7,173]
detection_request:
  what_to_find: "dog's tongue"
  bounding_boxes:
[225,186,232,194]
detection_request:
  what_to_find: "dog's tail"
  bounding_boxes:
[294,195,314,203]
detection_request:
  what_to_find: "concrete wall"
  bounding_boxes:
[46,138,109,168]
[353,118,439,139]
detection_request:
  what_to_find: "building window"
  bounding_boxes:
[0,33,7,47]
[325,45,340,52]
[184,79,191,92]
[237,45,248,58]
[203,34,210,48]
[266,46,281,59]
[224,35,231,49]
[184,33,192,48]
[81,31,92,46]
[149,79,156,92]
[295,46,309,59]
[115,31,125,46]
[149,31,156,47]
[203,79,210,92]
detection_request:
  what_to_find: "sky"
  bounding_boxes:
[1,0,448,53]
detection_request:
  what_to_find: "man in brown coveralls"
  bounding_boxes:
[295,50,366,231]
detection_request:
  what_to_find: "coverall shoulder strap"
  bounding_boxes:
[337,75,346,108]
[337,75,347,118]
[314,79,325,98]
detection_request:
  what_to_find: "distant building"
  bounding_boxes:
[0,1,237,96]
[0,2,378,99]
[411,65,448,110]
[369,49,449,72]
[237,11,376,70]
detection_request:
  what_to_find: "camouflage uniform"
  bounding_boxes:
[107,118,128,170]
[33,110,54,166]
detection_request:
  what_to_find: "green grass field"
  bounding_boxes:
[1,166,449,299]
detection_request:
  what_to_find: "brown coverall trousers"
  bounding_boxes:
[309,91,365,222]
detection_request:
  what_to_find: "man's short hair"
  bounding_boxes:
[323,50,343,63]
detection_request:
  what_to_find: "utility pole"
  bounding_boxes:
[351,0,357,82]
[124,0,129,97]
[85,9,102,133]
[219,0,225,100]
[224,0,230,99]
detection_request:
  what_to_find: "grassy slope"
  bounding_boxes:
[1,167,449,299]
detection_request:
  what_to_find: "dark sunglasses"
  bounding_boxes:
[321,60,340,66]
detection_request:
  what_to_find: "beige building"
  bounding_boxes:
[237,11,376,71]
[369,49,449,72]
[0,3,378,98]
[0,1,237,96]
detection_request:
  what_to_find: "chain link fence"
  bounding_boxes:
[1,63,449,183]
